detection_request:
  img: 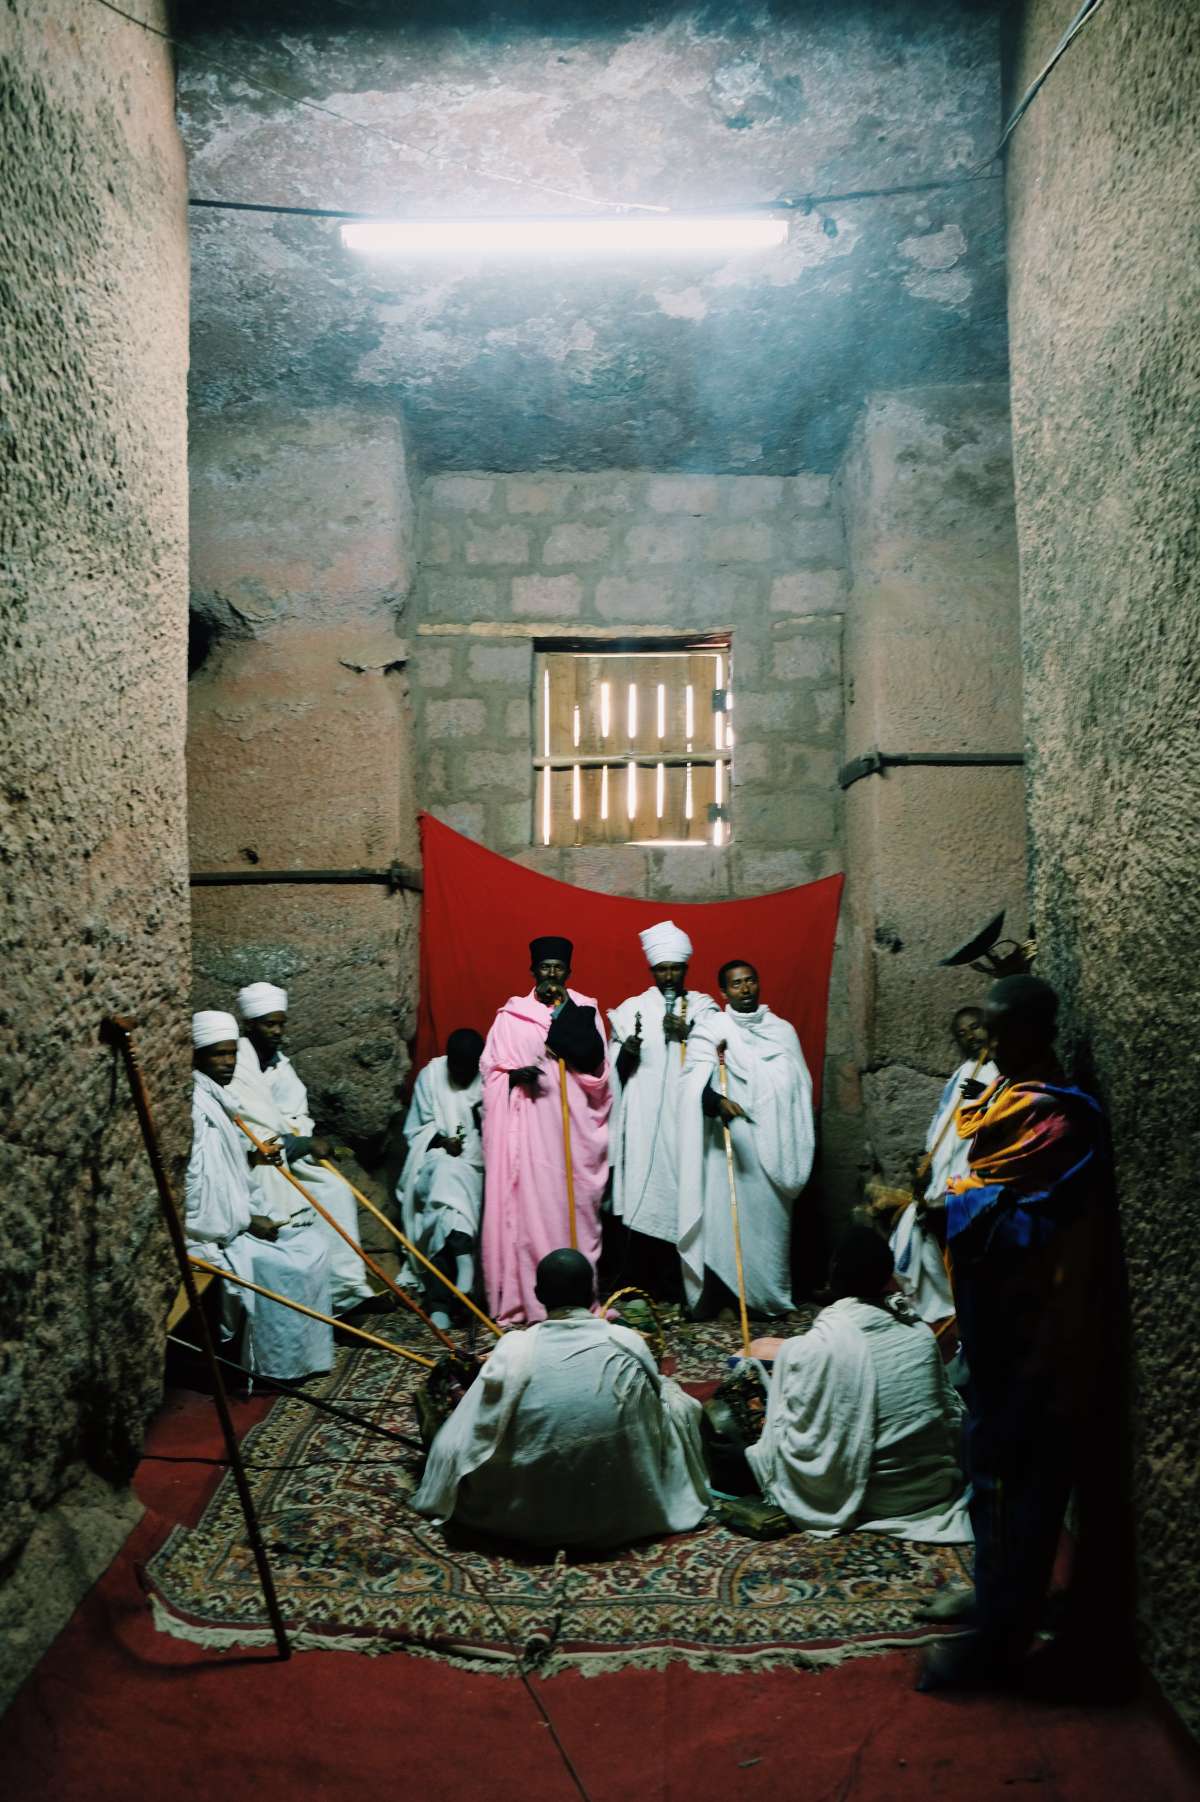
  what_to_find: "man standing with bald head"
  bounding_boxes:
[608,920,719,1297]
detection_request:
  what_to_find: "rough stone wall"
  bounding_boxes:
[839,384,1025,1181]
[1005,0,1200,1731]
[0,0,190,1708]
[188,408,418,1152]
[409,468,857,1203]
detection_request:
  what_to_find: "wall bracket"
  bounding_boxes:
[838,749,1024,790]
[189,864,423,893]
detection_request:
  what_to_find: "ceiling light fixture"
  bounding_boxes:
[340,214,787,258]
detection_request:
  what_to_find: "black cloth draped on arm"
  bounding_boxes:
[545,999,605,1074]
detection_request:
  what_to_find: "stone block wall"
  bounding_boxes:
[409,469,855,1205]
[839,383,1025,1184]
[0,0,190,1708]
[411,470,845,897]
[1006,0,1200,1732]
[188,408,418,1151]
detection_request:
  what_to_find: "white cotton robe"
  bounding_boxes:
[226,1038,373,1312]
[412,1311,710,1549]
[745,1298,971,1542]
[889,1057,999,1323]
[186,1071,333,1381]
[677,1005,814,1313]
[398,1056,484,1263]
[608,986,719,1244]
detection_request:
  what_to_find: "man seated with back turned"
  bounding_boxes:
[717,1227,970,1543]
[412,1249,710,1550]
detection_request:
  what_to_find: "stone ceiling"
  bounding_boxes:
[177,1,1008,474]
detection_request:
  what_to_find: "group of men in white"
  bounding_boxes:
[182,933,980,1562]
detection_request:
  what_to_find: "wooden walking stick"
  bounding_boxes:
[558,1059,579,1249]
[316,1159,503,1339]
[100,1015,292,1662]
[914,1051,990,1186]
[232,1116,457,1353]
[715,1041,753,1360]
[187,1259,436,1367]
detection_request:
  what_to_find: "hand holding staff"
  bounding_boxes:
[716,1041,752,1360]
[315,1159,503,1340]
[188,1258,436,1367]
[233,1115,457,1353]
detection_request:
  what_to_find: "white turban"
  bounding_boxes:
[639,919,693,967]
[236,982,288,1019]
[192,1010,239,1049]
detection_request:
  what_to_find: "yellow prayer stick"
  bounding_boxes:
[187,1257,436,1367]
[317,1159,503,1339]
[233,1115,457,1353]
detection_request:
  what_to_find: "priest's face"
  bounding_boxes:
[247,1010,287,1059]
[721,964,760,1012]
[194,1040,238,1085]
[447,1045,482,1087]
[533,957,570,1001]
[983,999,1049,1077]
[651,961,688,996]
[951,1007,986,1059]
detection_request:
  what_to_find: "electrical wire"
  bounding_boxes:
[987,0,1108,163]
[89,0,663,215]
[94,0,1107,233]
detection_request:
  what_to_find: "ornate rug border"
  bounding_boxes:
[145,1586,966,1677]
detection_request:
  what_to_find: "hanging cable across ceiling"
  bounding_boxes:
[91,0,1108,231]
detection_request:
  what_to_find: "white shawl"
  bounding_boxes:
[607,986,719,1243]
[677,1004,814,1310]
[747,1299,971,1542]
[397,1056,484,1255]
[413,1313,709,1549]
[226,1037,372,1309]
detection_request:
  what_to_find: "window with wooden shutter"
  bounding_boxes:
[534,639,733,847]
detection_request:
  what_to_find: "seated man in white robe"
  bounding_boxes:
[397,1028,485,1331]
[225,981,377,1320]
[678,959,814,1318]
[412,1249,709,1550]
[187,1010,333,1382]
[889,1006,999,1323]
[743,1227,970,1541]
[607,920,718,1298]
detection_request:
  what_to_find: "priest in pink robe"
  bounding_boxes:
[481,935,612,1325]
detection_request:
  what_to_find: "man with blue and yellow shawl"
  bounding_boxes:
[918,975,1120,1694]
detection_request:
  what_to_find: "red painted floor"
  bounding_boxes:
[3,1387,1198,1802]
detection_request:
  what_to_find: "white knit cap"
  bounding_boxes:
[192,1010,240,1049]
[236,982,288,1019]
[639,919,693,967]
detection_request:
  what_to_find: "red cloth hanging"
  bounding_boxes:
[415,814,843,1106]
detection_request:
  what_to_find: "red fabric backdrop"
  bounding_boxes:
[415,814,843,1106]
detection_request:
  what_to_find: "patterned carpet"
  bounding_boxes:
[145,1307,971,1675]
